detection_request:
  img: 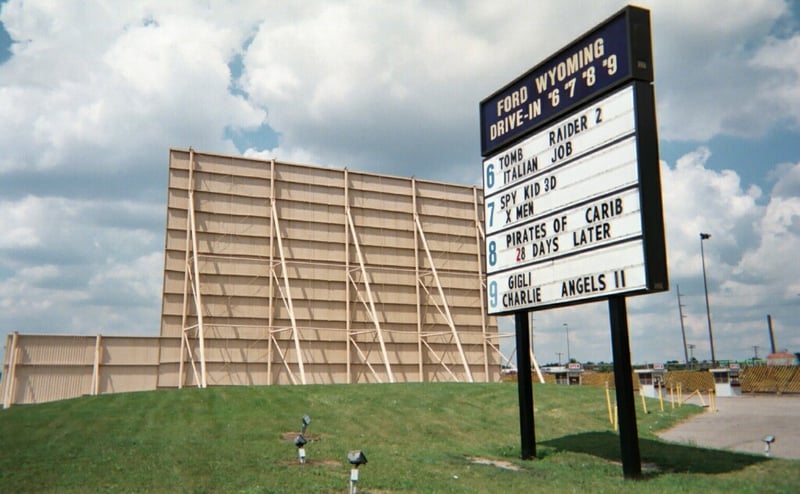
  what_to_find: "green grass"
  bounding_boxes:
[0,382,797,493]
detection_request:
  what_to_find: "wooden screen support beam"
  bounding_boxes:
[270,201,307,385]
[183,148,208,388]
[178,148,203,389]
[2,332,19,408]
[421,340,460,382]
[348,276,392,383]
[472,186,490,380]
[485,339,510,368]
[413,213,474,383]
[181,326,200,388]
[178,150,195,389]
[530,349,545,384]
[345,208,396,383]
[344,170,352,383]
[187,151,208,388]
[269,335,299,385]
[349,338,383,383]
[267,160,276,385]
[412,179,424,380]
[91,334,101,395]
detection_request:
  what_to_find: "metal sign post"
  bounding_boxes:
[609,296,641,478]
[515,311,536,459]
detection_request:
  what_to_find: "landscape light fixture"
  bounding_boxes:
[294,414,311,464]
[347,450,368,494]
[294,434,308,464]
[762,435,776,457]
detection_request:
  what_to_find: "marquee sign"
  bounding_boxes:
[485,6,667,474]
[481,6,667,316]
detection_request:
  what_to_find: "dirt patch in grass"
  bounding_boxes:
[466,456,523,471]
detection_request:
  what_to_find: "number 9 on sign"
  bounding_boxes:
[489,281,497,308]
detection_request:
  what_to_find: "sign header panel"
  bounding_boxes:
[479,6,653,156]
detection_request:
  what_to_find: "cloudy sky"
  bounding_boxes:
[1,0,798,367]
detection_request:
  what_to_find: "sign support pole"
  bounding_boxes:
[608,295,641,478]
[514,311,536,459]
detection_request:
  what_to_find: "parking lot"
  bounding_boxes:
[657,394,800,459]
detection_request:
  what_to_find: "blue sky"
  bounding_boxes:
[1,0,798,366]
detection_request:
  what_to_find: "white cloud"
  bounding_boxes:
[735,162,800,295]
[749,33,800,126]
[0,196,44,248]
[649,0,797,140]
[0,1,267,173]
[660,148,763,278]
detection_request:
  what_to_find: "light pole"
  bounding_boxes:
[563,323,571,363]
[699,233,716,365]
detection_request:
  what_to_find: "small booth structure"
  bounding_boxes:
[766,351,799,366]
[634,363,666,398]
[710,363,741,397]
[545,363,584,385]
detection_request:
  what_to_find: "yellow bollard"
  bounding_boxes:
[677,382,683,406]
[639,387,648,414]
[613,405,618,431]
[658,383,664,412]
[605,382,614,425]
[708,389,716,412]
[670,384,675,410]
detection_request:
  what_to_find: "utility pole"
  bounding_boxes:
[688,344,696,369]
[753,345,759,361]
[556,352,563,366]
[676,285,689,365]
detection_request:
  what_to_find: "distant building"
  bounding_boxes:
[766,351,799,366]
[544,363,583,385]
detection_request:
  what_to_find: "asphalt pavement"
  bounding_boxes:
[657,394,800,460]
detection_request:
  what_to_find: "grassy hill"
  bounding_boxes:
[0,382,797,493]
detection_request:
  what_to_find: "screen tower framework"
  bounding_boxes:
[159,148,502,388]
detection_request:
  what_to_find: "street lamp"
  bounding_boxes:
[699,233,716,365]
[563,323,571,363]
